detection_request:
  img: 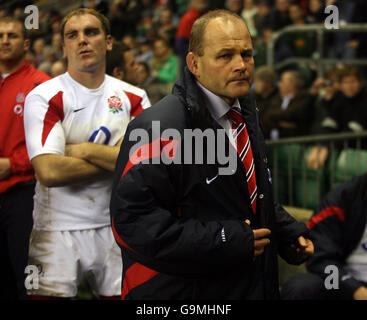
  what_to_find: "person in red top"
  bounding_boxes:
[174,0,209,64]
[0,16,50,300]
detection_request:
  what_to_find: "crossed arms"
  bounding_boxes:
[31,137,123,187]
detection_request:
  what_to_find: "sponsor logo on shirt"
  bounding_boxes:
[13,104,23,115]
[16,92,25,103]
[108,96,123,114]
[221,227,226,242]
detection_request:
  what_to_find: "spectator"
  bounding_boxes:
[255,0,272,36]
[82,0,110,15]
[0,16,50,300]
[348,0,367,59]
[135,60,163,104]
[50,59,67,78]
[254,27,273,67]
[281,173,367,300]
[225,0,243,15]
[108,0,143,40]
[317,65,367,135]
[32,38,45,68]
[307,65,367,170]
[136,38,153,63]
[208,0,225,10]
[325,0,362,59]
[38,46,57,75]
[174,0,209,65]
[0,8,6,18]
[51,32,63,60]
[155,7,176,46]
[252,65,279,125]
[306,65,343,170]
[141,0,157,17]
[241,0,259,39]
[135,60,152,87]
[106,41,139,85]
[122,34,139,55]
[307,0,325,23]
[281,3,316,58]
[293,0,308,14]
[268,0,291,31]
[137,13,156,42]
[149,37,179,96]
[262,69,314,139]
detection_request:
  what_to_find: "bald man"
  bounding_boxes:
[111,10,313,300]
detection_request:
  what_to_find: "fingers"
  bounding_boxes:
[253,228,271,258]
[254,247,266,257]
[253,228,271,240]
[297,236,307,248]
[253,238,270,257]
[254,237,270,250]
[244,222,271,259]
[304,239,314,255]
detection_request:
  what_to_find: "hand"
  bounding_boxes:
[65,143,88,160]
[0,157,12,180]
[286,236,314,264]
[353,286,367,300]
[279,121,297,129]
[245,219,271,259]
[309,78,325,96]
[306,146,329,170]
[346,40,360,48]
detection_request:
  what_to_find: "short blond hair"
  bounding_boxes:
[60,8,110,41]
[189,9,245,56]
[0,17,28,39]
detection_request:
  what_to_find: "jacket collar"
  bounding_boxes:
[172,66,258,131]
[2,61,30,80]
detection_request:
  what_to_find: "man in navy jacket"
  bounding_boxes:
[281,173,367,300]
[110,9,313,300]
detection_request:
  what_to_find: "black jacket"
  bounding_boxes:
[322,86,367,134]
[110,67,309,300]
[306,173,367,298]
[261,90,315,139]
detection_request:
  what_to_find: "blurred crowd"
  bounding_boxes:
[1,0,367,137]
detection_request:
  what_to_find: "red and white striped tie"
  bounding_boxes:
[227,107,257,214]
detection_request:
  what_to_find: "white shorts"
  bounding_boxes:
[27,226,122,298]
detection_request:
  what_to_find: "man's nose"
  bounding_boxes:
[0,35,9,43]
[233,54,246,73]
[78,33,88,45]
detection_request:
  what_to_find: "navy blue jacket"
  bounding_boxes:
[110,67,309,299]
[306,173,367,298]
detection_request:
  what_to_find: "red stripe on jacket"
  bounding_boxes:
[307,206,345,229]
[121,138,179,179]
[111,217,139,254]
[42,91,64,146]
[121,262,159,300]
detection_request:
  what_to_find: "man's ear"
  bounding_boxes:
[112,66,124,80]
[62,43,66,59]
[24,39,31,52]
[106,35,113,52]
[186,52,200,78]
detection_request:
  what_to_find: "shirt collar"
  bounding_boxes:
[196,81,240,120]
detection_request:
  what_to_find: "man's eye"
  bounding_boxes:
[219,54,231,59]
[242,52,253,59]
[86,29,98,36]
